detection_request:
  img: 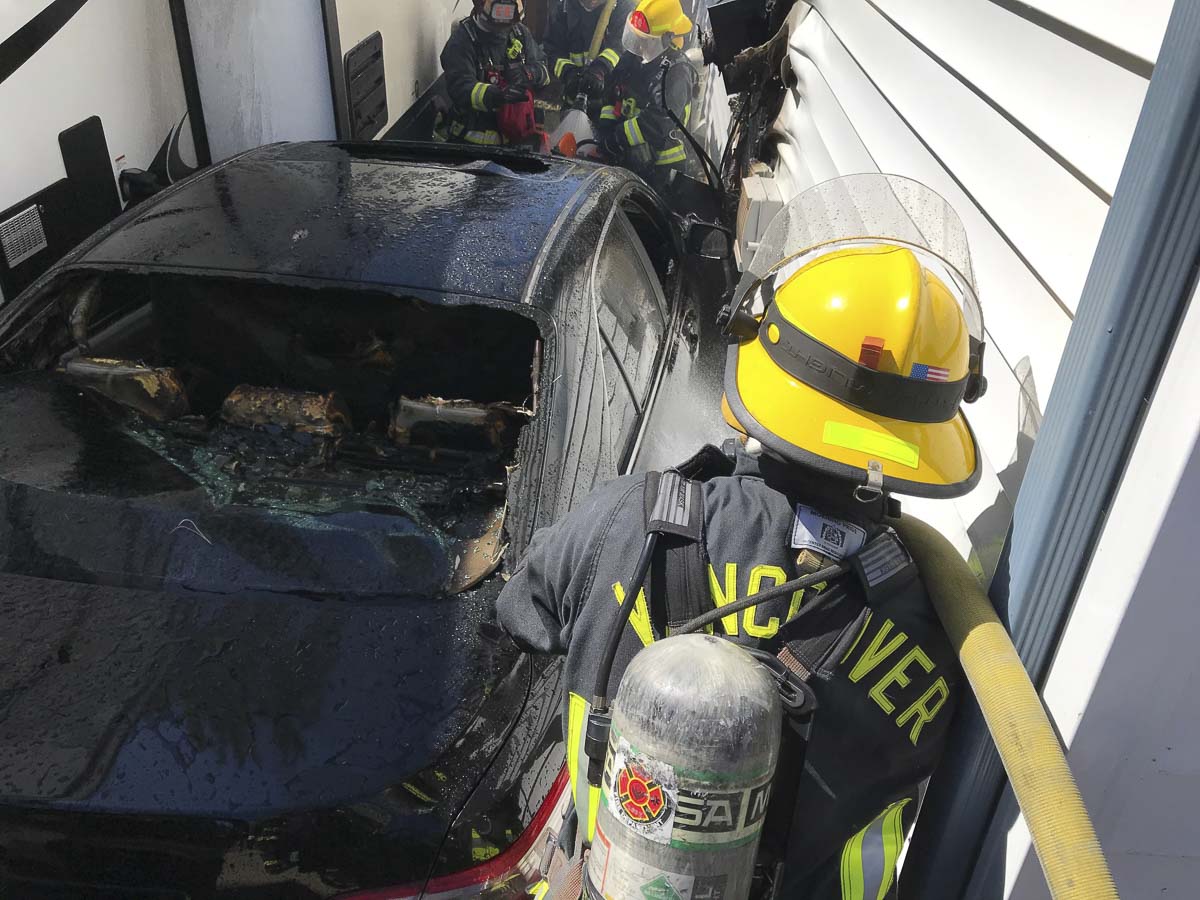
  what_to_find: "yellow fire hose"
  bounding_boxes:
[589,0,619,58]
[893,515,1118,900]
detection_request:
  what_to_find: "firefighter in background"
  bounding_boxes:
[437,0,550,147]
[499,175,990,897]
[543,0,629,102]
[596,0,699,186]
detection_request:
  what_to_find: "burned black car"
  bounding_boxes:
[0,142,728,898]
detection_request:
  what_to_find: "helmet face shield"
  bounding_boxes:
[722,175,987,499]
[622,15,670,62]
[732,174,983,347]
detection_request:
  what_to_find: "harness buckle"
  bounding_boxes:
[744,648,818,716]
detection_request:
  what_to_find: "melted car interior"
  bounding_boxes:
[0,272,542,596]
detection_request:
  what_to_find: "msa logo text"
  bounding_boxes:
[674,783,771,836]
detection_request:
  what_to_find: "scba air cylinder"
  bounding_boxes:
[585,634,782,900]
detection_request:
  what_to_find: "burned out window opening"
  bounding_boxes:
[0,272,544,601]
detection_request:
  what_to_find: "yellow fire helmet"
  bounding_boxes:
[623,0,694,60]
[722,174,988,499]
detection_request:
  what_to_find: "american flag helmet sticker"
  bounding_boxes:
[910,363,951,382]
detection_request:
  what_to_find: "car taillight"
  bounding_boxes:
[338,766,571,899]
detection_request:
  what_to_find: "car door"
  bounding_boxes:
[591,198,673,475]
[522,186,672,532]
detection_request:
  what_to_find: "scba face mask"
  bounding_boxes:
[478,0,522,32]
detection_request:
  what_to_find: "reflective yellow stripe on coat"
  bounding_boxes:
[567,692,603,843]
[470,82,491,112]
[464,129,502,146]
[623,116,646,147]
[840,799,910,900]
[656,143,687,166]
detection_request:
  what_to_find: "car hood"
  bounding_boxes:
[0,569,528,896]
[0,373,530,893]
[0,572,519,817]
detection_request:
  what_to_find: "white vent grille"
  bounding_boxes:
[0,205,49,269]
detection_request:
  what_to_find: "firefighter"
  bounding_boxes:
[595,0,698,185]
[437,0,550,147]
[498,176,989,897]
[543,0,629,102]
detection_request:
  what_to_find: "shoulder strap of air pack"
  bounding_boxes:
[642,447,734,634]
[776,527,920,683]
[643,470,707,632]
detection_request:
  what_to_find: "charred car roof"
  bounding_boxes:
[64,141,631,304]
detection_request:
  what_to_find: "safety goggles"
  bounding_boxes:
[622,12,671,63]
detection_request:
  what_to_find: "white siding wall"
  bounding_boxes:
[766,0,1170,575]
[183,0,337,161]
[333,0,469,136]
[0,0,188,211]
[765,3,1194,897]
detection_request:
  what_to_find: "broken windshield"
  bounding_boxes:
[0,273,544,600]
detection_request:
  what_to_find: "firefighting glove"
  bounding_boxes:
[580,63,606,97]
[564,64,605,103]
[506,63,544,89]
[501,84,531,104]
[600,131,626,160]
[561,65,586,98]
